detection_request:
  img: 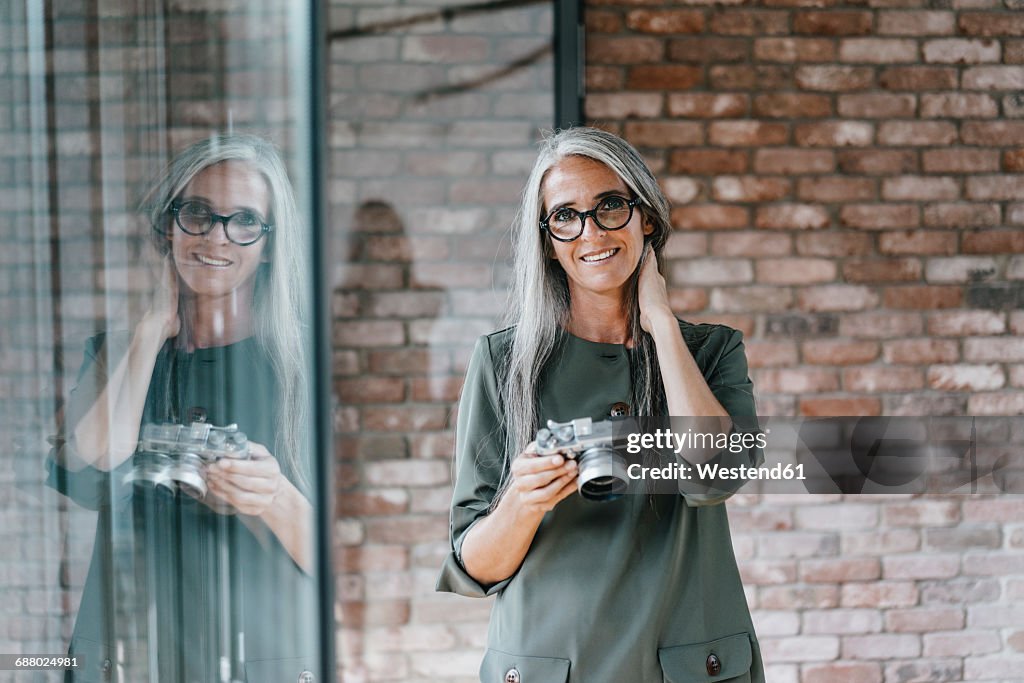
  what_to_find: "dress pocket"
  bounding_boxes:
[479,648,570,683]
[658,632,753,683]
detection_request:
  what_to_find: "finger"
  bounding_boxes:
[209,470,278,495]
[552,476,579,503]
[207,477,271,509]
[245,442,273,459]
[512,453,568,476]
[515,460,576,491]
[527,468,578,504]
[214,456,278,477]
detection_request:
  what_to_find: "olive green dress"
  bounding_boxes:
[437,321,765,683]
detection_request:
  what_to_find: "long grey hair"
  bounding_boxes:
[498,127,673,489]
[142,133,311,492]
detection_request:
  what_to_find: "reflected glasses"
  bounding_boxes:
[169,200,273,246]
[540,195,642,243]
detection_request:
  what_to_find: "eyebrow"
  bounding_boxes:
[545,188,631,214]
[179,195,267,218]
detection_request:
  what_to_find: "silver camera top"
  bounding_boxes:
[139,421,249,462]
[536,417,615,457]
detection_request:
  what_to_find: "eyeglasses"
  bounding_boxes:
[169,200,273,246]
[540,195,642,243]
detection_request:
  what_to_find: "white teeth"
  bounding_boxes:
[195,253,231,266]
[581,248,617,263]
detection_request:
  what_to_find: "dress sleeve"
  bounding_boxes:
[681,325,764,507]
[45,332,134,511]
[435,335,513,597]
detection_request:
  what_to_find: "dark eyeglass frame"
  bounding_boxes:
[169,200,274,246]
[539,195,642,243]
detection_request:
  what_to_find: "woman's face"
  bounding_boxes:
[169,161,270,300]
[541,155,652,299]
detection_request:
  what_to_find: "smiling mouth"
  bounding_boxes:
[194,253,232,267]
[580,248,619,263]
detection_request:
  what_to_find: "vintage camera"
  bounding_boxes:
[123,421,249,498]
[535,417,629,502]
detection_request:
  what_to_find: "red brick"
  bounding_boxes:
[745,341,799,368]
[794,11,873,35]
[756,258,836,284]
[846,366,926,391]
[756,368,840,394]
[661,178,702,205]
[624,121,703,147]
[842,529,921,556]
[709,121,788,147]
[959,13,1024,37]
[671,258,753,285]
[585,93,663,119]
[368,349,444,375]
[335,320,405,347]
[883,176,959,202]
[841,38,918,63]
[883,338,959,364]
[879,230,957,255]
[713,176,791,203]
[877,11,956,36]
[761,586,839,610]
[586,35,664,65]
[923,38,1001,64]
[964,121,1024,145]
[710,10,790,36]
[921,93,998,118]
[755,149,835,174]
[668,37,749,63]
[878,121,958,146]
[754,93,832,118]
[838,150,917,175]
[336,377,406,404]
[711,232,791,257]
[668,93,749,118]
[627,65,702,90]
[1006,149,1024,172]
[969,392,1024,414]
[800,557,881,582]
[886,608,965,633]
[756,204,831,230]
[586,65,624,91]
[410,377,464,402]
[709,287,794,313]
[740,559,798,585]
[449,179,525,204]
[962,66,1024,90]
[363,516,448,544]
[585,9,623,33]
[925,631,1002,658]
[803,340,880,365]
[843,258,921,283]
[668,288,709,312]
[838,93,917,118]
[922,149,1000,173]
[967,175,1024,201]
[338,490,410,517]
[798,122,875,150]
[671,205,749,230]
[1007,40,1024,64]
[843,634,922,659]
[803,662,881,683]
[796,66,875,91]
[799,397,881,416]
[755,38,835,62]
[670,149,749,174]
[884,285,963,309]
[928,364,1005,391]
[798,285,879,312]
[334,264,404,289]
[625,9,704,34]
[841,582,919,608]
[796,232,873,257]
[927,311,1005,336]
[797,177,875,202]
[760,636,840,663]
[362,406,448,432]
[841,204,919,230]
[925,256,998,282]
[879,66,958,90]
[964,231,1024,254]
[964,337,1024,362]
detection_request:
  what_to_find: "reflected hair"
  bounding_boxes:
[142,133,311,492]
[498,127,672,493]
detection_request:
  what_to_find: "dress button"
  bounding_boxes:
[298,671,315,683]
[504,667,521,683]
[706,652,722,676]
[100,658,111,679]
[609,401,630,417]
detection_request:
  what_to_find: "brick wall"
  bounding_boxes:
[330,2,1023,683]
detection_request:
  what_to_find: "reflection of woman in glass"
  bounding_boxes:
[438,128,764,682]
[49,134,315,682]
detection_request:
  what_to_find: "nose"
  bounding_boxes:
[205,218,231,244]
[579,212,605,241]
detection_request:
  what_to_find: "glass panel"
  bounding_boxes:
[327,1,556,680]
[1,2,325,682]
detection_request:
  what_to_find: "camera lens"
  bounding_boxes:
[577,446,628,502]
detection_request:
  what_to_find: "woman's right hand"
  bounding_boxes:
[503,443,579,517]
[140,255,180,341]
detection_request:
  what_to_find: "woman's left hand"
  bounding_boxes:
[204,441,284,517]
[637,246,673,334]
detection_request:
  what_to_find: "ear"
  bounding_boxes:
[642,215,654,237]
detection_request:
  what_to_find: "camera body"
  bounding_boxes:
[124,421,249,498]
[535,417,628,502]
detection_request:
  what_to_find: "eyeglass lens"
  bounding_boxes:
[176,201,265,244]
[546,196,633,241]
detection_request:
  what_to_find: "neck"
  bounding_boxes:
[565,286,630,344]
[178,285,256,350]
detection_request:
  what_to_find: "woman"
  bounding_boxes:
[48,134,316,682]
[437,127,764,682]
